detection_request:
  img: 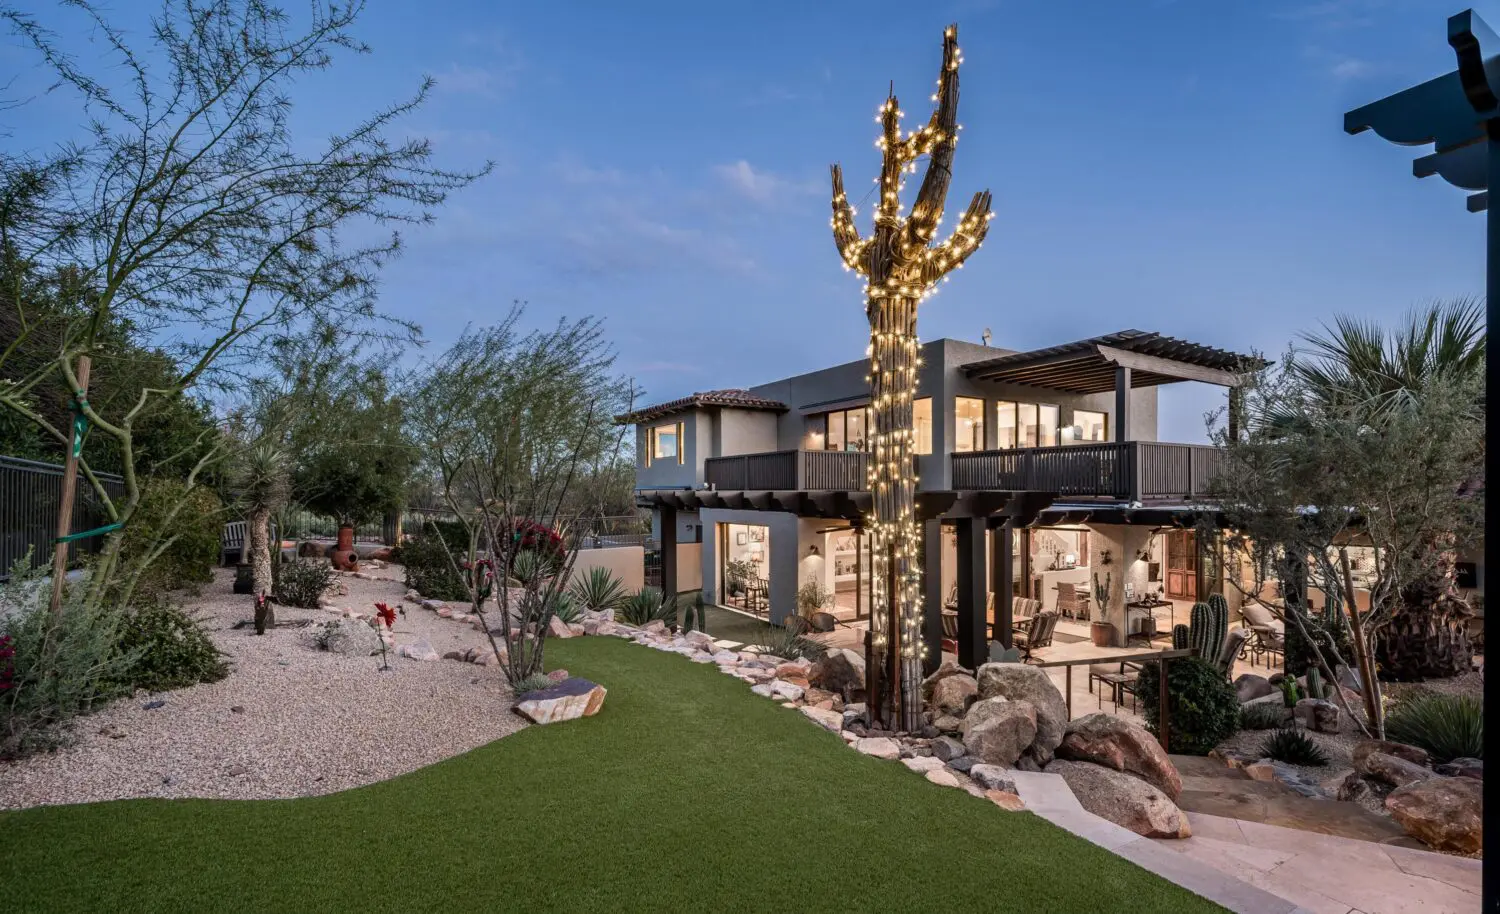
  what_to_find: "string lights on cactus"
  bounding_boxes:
[829,23,992,731]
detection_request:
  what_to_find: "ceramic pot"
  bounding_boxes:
[1090,620,1116,648]
[329,524,360,571]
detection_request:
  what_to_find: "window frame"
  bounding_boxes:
[954,396,986,453]
[1070,409,1108,444]
[646,421,684,466]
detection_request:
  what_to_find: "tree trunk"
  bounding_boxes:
[248,505,274,596]
[1376,602,1473,680]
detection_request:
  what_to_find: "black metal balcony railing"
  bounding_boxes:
[704,449,867,491]
[950,441,1224,502]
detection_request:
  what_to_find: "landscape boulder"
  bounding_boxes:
[319,619,381,656]
[920,659,971,701]
[1293,698,1340,734]
[968,764,1017,793]
[801,706,844,732]
[1048,760,1192,839]
[975,663,1067,763]
[1057,712,1183,799]
[1361,752,1436,790]
[962,697,1038,768]
[930,735,967,762]
[397,639,440,662]
[1435,758,1484,780]
[812,648,866,693]
[1385,776,1483,854]
[1352,739,1430,771]
[1234,674,1275,704]
[514,677,607,725]
[930,674,978,716]
[683,630,716,653]
[546,616,572,638]
[854,737,901,760]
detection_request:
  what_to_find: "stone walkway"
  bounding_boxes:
[1008,769,1480,914]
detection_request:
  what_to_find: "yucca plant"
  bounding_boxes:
[509,550,552,586]
[1260,727,1329,766]
[618,587,677,626]
[568,567,628,611]
[1384,691,1482,764]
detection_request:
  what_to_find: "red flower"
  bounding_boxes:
[374,603,397,628]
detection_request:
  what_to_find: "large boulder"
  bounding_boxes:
[975,663,1067,763]
[920,659,971,701]
[1293,698,1340,734]
[812,648,866,694]
[1361,752,1436,790]
[1436,758,1484,780]
[1048,760,1192,839]
[854,737,901,760]
[801,706,843,732]
[683,629,716,653]
[319,619,380,656]
[1386,777,1483,854]
[962,697,1037,768]
[1057,713,1182,800]
[514,677,607,725]
[1234,674,1275,704]
[930,674,978,716]
[1352,739,1430,770]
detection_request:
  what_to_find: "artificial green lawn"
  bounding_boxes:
[1,637,1221,913]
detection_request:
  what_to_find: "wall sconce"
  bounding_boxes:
[808,544,820,556]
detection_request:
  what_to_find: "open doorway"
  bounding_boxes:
[719,523,771,618]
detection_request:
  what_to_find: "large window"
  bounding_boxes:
[648,422,683,465]
[913,397,933,455]
[996,401,1059,448]
[809,406,872,452]
[1069,410,1108,444]
[955,397,985,452]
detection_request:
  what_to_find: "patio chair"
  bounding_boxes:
[746,577,770,614]
[1240,599,1286,668]
[941,611,959,655]
[1012,610,1058,663]
[1214,627,1250,676]
[1056,582,1090,622]
[221,521,247,567]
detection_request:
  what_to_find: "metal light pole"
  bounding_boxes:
[1344,11,1493,910]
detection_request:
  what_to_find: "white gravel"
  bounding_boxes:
[0,566,526,810]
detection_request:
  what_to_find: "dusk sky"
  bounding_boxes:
[4,0,1485,441]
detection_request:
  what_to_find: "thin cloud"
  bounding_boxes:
[713,160,818,206]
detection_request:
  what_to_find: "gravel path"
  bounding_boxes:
[0,566,525,810]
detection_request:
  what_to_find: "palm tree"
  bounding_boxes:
[1292,298,1485,680]
[234,441,291,596]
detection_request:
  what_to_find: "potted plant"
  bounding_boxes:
[1091,571,1116,647]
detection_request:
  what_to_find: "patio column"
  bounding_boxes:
[660,506,678,598]
[955,516,987,669]
[1114,365,1132,442]
[991,519,1014,648]
[922,518,944,676]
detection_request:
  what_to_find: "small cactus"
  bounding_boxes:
[1306,666,1325,701]
[1172,624,1190,651]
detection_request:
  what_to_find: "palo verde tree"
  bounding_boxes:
[405,305,635,686]
[829,24,993,729]
[0,0,485,604]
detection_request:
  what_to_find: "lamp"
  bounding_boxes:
[808,544,821,556]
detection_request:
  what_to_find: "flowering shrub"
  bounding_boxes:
[510,520,565,565]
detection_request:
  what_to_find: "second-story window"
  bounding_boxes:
[997,401,1060,448]
[648,422,683,465]
[815,406,872,452]
[1069,410,1108,443]
[954,397,985,452]
[913,397,933,455]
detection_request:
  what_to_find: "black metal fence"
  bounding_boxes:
[1,455,127,581]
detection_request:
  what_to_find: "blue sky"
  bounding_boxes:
[3,0,1486,441]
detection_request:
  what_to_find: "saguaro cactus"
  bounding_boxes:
[1188,600,1228,662]
[830,24,993,731]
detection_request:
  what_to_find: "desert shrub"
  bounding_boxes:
[568,567,627,611]
[510,673,554,694]
[1260,727,1329,766]
[752,623,823,661]
[0,572,139,758]
[118,478,223,597]
[399,528,468,602]
[1384,691,1483,764]
[1135,657,1240,756]
[1284,611,1354,678]
[618,587,677,626]
[114,601,228,691]
[273,559,337,609]
[549,593,583,624]
[508,520,565,566]
[1239,702,1289,730]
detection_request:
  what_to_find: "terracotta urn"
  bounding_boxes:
[329,524,360,571]
[1090,620,1116,648]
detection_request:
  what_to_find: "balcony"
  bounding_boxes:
[704,449,867,491]
[950,441,1225,502]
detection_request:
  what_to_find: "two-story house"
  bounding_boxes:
[619,329,1262,671]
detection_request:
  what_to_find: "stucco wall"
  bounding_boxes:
[635,410,701,490]
[698,508,802,624]
[676,542,703,592]
[716,408,779,456]
[571,545,645,594]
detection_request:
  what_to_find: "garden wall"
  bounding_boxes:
[571,545,645,594]
[676,543,702,592]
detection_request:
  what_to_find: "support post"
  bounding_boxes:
[922,518,944,677]
[660,506,678,599]
[992,520,1014,648]
[1114,365,1132,443]
[956,516,987,669]
[49,355,92,617]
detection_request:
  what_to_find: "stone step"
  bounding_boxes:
[1169,754,1253,781]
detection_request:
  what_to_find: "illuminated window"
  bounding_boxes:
[1006,402,1060,448]
[1038,404,1060,447]
[913,397,933,455]
[954,397,985,452]
[996,401,1018,449]
[649,422,682,465]
[1070,410,1108,443]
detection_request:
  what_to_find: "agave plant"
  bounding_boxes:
[549,592,584,625]
[1384,691,1483,764]
[751,623,823,662]
[1259,727,1329,766]
[509,550,553,586]
[568,567,628,611]
[618,587,677,626]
